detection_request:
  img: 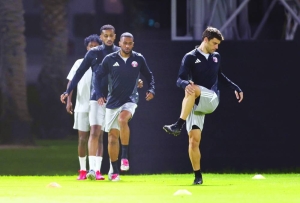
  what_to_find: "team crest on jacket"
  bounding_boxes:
[131,61,138,67]
[213,57,218,63]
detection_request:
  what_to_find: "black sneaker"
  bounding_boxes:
[163,124,182,136]
[193,177,203,185]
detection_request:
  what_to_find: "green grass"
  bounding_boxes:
[0,174,299,203]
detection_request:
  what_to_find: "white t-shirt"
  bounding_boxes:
[66,58,92,112]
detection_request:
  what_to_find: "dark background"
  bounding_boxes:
[13,0,300,174]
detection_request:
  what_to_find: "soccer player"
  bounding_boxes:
[65,34,101,180]
[61,25,120,180]
[95,32,155,181]
[163,27,243,185]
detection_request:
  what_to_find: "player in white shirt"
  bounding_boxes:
[65,34,104,180]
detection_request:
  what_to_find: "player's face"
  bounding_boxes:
[86,41,100,51]
[205,37,221,54]
[119,37,134,55]
[100,29,116,46]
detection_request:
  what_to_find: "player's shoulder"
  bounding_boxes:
[132,51,145,58]
[211,51,220,56]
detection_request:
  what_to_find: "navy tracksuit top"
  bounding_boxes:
[177,48,242,103]
[95,50,155,109]
[66,44,120,100]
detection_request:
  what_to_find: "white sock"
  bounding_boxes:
[95,156,103,172]
[88,156,96,171]
[108,159,113,174]
[78,156,86,171]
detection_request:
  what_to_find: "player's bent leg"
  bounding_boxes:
[118,110,132,171]
[108,129,121,181]
[163,85,201,136]
[188,128,203,185]
[180,85,201,120]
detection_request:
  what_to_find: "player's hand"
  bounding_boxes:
[60,93,68,104]
[66,102,73,115]
[185,80,195,95]
[137,79,143,88]
[145,92,154,101]
[235,91,243,103]
[97,97,106,105]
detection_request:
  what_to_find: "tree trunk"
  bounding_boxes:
[0,0,34,145]
[37,0,71,139]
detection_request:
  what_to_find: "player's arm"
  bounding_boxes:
[61,51,94,103]
[66,80,74,114]
[176,54,195,95]
[95,56,110,103]
[218,68,243,103]
[139,56,155,100]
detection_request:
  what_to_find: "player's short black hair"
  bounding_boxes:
[100,24,115,34]
[120,32,134,40]
[202,26,224,41]
[84,34,101,47]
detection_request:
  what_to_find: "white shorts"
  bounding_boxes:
[73,112,90,132]
[186,86,219,132]
[105,102,137,132]
[89,100,106,127]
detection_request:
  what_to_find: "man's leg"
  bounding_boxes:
[95,130,105,180]
[163,85,201,136]
[118,110,132,171]
[108,129,121,181]
[188,128,203,185]
[77,130,89,180]
[86,124,101,180]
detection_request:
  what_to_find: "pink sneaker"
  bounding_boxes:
[77,170,87,180]
[120,159,129,171]
[95,171,105,180]
[110,173,120,182]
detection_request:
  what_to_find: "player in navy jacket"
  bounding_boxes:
[95,32,155,181]
[163,27,243,185]
[60,25,119,180]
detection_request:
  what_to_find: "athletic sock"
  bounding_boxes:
[78,156,87,171]
[95,156,103,172]
[176,118,185,127]
[88,156,96,171]
[108,160,113,174]
[111,160,119,174]
[121,145,129,159]
[194,169,202,178]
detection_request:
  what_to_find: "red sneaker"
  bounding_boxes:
[77,170,87,180]
[95,171,105,180]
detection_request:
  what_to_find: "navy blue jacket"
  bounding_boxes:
[95,50,155,109]
[177,48,242,97]
[65,44,120,100]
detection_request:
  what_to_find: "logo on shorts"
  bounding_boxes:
[131,61,138,67]
[213,57,218,63]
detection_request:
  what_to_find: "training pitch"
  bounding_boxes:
[0,174,299,203]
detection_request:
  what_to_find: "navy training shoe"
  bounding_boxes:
[193,177,203,185]
[163,124,182,136]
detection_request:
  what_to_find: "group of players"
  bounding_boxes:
[60,25,243,185]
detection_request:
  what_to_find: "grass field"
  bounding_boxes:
[0,174,300,203]
[0,140,299,202]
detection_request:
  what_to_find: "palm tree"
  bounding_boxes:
[37,0,71,139]
[0,0,33,144]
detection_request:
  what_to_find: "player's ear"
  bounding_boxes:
[132,42,134,47]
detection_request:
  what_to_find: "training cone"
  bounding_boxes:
[173,189,192,196]
[47,182,61,188]
[252,174,265,179]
